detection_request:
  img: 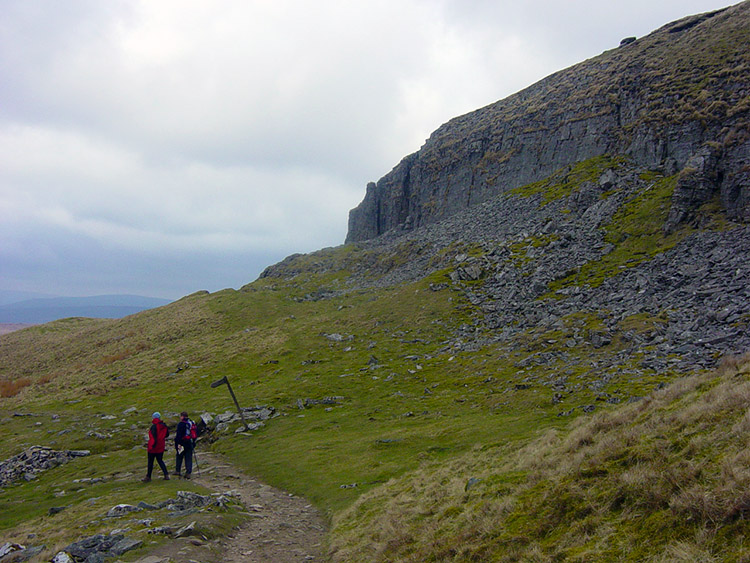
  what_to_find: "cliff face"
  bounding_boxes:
[347,2,750,242]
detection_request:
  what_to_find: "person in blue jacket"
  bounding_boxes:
[175,411,195,478]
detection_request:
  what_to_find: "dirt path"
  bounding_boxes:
[137,451,328,562]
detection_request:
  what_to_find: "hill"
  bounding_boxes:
[1,3,749,561]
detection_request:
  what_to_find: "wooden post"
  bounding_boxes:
[210,376,249,431]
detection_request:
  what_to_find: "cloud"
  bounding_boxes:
[0,0,733,298]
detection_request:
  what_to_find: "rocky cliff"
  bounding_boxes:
[347,2,750,242]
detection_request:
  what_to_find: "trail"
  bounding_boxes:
[137,451,327,562]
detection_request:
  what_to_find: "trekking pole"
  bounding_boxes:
[192,447,201,477]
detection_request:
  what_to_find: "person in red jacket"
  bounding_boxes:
[143,412,170,482]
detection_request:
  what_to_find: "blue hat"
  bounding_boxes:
[152,412,161,419]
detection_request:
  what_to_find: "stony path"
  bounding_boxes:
[136,451,328,562]
[198,452,327,562]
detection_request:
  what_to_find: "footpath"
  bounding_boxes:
[134,452,327,562]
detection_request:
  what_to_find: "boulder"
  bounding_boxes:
[106,504,141,518]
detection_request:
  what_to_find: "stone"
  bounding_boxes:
[465,477,482,491]
[174,521,197,538]
[0,545,45,561]
[341,5,749,246]
[0,543,23,558]
[235,422,263,433]
[323,333,353,342]
[148,526,176,535]
[106,504,140,518]
[109,537,143,556]
[64,534,124,560]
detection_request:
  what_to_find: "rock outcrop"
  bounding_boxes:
[347,2,750,242]
[0,446,90,488]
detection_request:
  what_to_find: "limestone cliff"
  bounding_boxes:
[346,2,750,242]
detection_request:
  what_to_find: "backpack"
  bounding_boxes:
[186,419,197,441]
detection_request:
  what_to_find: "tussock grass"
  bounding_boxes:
[329,354,750,562]
[0,377,32,398]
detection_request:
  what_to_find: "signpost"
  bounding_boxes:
[210,376,249,431]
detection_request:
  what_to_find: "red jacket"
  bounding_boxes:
[147,418,170,454]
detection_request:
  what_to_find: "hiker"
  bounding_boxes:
[175,411,196,478]
[143,412,170,482]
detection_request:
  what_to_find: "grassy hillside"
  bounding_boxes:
[330,353,750,562]
[2,241,748,560]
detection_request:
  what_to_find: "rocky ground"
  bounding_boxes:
[1,449,327,563]
[266,159,750,401]
[343,163,750,369]
[129,452,327,563]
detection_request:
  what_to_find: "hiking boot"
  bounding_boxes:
[184,473,191,480]
[163,475,170,480]
[141,476,151,482]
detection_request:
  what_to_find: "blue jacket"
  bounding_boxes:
[175,419,195,447]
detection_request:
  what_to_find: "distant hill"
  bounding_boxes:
[0,294,172,323]
[0,290,58,306]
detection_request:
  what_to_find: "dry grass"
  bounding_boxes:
[0,377,32,398]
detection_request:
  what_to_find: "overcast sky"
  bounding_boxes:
[0,0,735,300]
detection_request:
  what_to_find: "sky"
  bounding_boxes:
[0,0,736,300]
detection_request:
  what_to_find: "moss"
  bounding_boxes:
[510,155,626,205]
[547,173,687,292]
[619,312,669,334]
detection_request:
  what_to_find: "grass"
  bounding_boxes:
[0,377,32,397]
[1,239,746,561]
[0,435,245,560]
[328,353,750,562]
[545,169,738,295]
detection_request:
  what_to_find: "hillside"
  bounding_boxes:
[1,3,750,562]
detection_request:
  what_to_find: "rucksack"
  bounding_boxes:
[187,419,198,441]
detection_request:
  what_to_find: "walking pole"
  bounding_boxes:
[192,447,201,477]
[210,376,250,431]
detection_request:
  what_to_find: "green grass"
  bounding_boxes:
[547,173,688,293]
[1,242,745,561]
[0,253,603,556]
